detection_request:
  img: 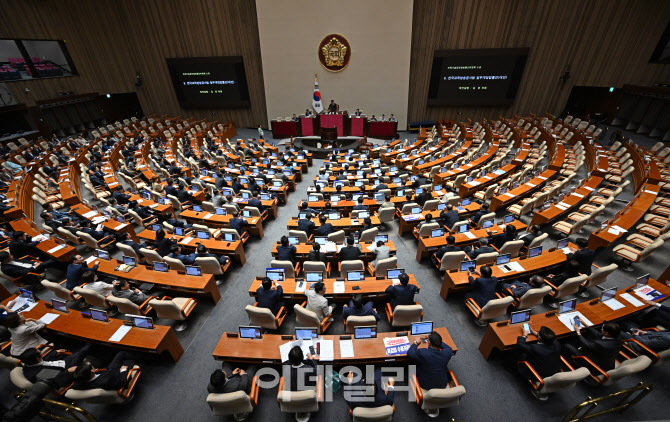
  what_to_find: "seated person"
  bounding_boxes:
[563,320,622,371]
[465,237,496,260]
[247,192,264,212]
[168,245,195,266]
[544,259,580,286]
[440,204,459,231]
[567,237,595,275]
[370,240,390,266]
[517,326,562,381]
[177,183,200,205]
[305,282,333,322]
[385,273,418,310]
[343,293,381,321]
[112,185,131,205]
[339,236,361,260]
[72,351,136,390]
[632,295,670,329]
[0,251,59,287]
[465,265,498,308]
[416,214,433,232]
[193,244,229,266]
[357,217,375,239]
[307,243,328,263]
[112,279,152,305]
[407,331,453,390]
[282,346,317,391]
[256,277,285,315]
[299,201,319,216]
[2,312,47,357]
[229,211,249,236]
[490,224,517,249]
[470,202,489,226]
[66,254,99,290]
[155,228,178,257]
[9,231,43,260]
[344,368,395,409]
[352,197,368,212]
[80,270,114,297]
[297,213,316,237]
[208,363,255,394]
[276,235,297,265]
[501,275,544,298]
[78,220,115,242]
[18,344,92,387]
[118,231,149,256]
[432,235,461,267]
[519,224,542,246]
[621,325,670,354]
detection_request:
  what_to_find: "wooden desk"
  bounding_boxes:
[137,229,246,266]
[94,259,221,303]
[416,220,527,262]
[397,204,480,235]
[459,164,517,198]
[248,274,418,301]
[529,176,603,226]
[3,297,183,362]
[440,249,568,300]
[9,219,77,262]
[271,241,396,263]
[70,204,141,243]
[489,169,557,212]
[180,209,264,239]
[478,280,670,360]
[213,327,455,364]
[287,216,381,234]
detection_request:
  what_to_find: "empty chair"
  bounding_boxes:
[513,286,553,309]
[573,355,652,386]
[206,376,260,420]
[359,227,379,243]
[434,251,466,272]
[385,303,423,327]
[106,295,152,316]
[294,303,331,334]
[423,199,439,211]
[327,230,346,243]
[340,259,365,276]
[507,198,535,218]
[73,286,116,314]
[117,242,141,262]
[526,232,547,250]
[149,296,197,331]
[367,257,397,277]
[245,303,287,330]
[465,296,514,326]
[140,248,164,265]
[613,239,664,271]
[289,230,309,243]
[579,263,618,297]
[352,406,394,422]
[498,240,524,258]
[377,207,396,226]
[517,358,590,400]
[77,231,115,251]
[409,370,466,417]
[303,261,330,277]
[475,252,498,266]
[196,256,230,283]
[277,372,323,422]
[344,315,378,333]
[546,275,588,307]
[271,260,298,279]
[41,279,81,305]
[552,214,589,236]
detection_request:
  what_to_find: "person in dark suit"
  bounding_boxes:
[168,245,196,265]
[519,224,542,247]
[416,189,432,207]
[327,100,337,114]
[466,237,496,260]
[490,224,517,249]
[177,184,199,205]
[344,368,395,409]
[229,211,249,236]
[79,220,113,242]
[407,331,453,390]
[517,326,562,381]
[247,192,264,212]
[41,212,63,232]
[502,275,544,298]
[307,243,328,263]
[0,251,58,286]
[165,180,178,197]
[343,294,381,321]
[154,229,178,257]
[214,172,226,190]
[9,232,43,261]
[193,244,229,266]
[440,204,460,231]
[276,236,297,265]
[354,109,362,117]
[282,346,317,391]
[72,351,136,390]
[470,202,489,226]
[465,265,498,308]
[432,236,461,267]
[256,277,285,315]
[112,185,131,205]
[297,214,316,237]
[168,162,181,176]
[19,344,92,387]
[352,197,368,212]
[299,201,320,216]
[340,236,361,261]
[567,237,595,275]
[66,254,99,290]
[412,175,428,189]
[545,259,581,286]
[374,183,388,192]
[563,320,622,371]
[208,364,254,395]
[385,273,418,309]
[231,177,243,194]
[357,217,375,239]
[117,232,149,256]
[312,214,334,237]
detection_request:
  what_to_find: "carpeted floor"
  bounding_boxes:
[1,127,668,422]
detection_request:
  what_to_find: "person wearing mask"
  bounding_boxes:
[72,351,136,390]
[385,273,417,309]
[305,282,333,322]
[276,235,297,265]
[440,204,460,231]
[313,214,334,237]
[3,312,47,357]
[340,236,361,261]
[297,213,316,238]
[256,277,285,315]
[567,237,595,275]
[66,255,99,290]
[466,265,499,308]
[343,293,381,321]
[563,320,622,372]
[407,331,454,389]
[517,326,562,382]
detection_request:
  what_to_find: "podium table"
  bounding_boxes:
[271,120,297,139]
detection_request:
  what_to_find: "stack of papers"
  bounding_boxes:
[635,285,666,301]
[10,297,38,313]
[620,293,644,307]
[39,313,60,324]
[324,242,338,253]
[333,281,345,294]
[149,204,159,208]
[319,340,334,361]
[584,186,595,191]
[573,193,584,198]
[33,234,49,242]
[558,311,593,331]
[505,261,525,272]
[295,281,308,293]
[503,192,515,198]
[469,181,481,186]
[555,204,568,211]
[366,243,377,252]
[340,340,355,358]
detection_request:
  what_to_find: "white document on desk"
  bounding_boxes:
[39,313,60,324]
[558,311,593,331]
[92,216,106,224]
[324,242,337,253]
[10,297,38,313]
[114,223,127,230]
[149,204,159,208]
[180,237,194,245]
[319,340,334,361]
[85,256,96,264]
[340,340,355,358]
[333,281,345,294]
[620,293,644,307]
[366,243,376,252]
[48,244,67,254]
[463,231,476,239]
[109,325,132,342]
[573,193,584,198]
[203,213,214,219]
[584,186,594,191]
[603,299,625,311]
[83,211,98,218]
[507,261,525,272]
[607,228,621,235]
[295,281,308,293]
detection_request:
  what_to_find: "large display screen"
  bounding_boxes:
[166,56,250,108]
[427,48,529,106]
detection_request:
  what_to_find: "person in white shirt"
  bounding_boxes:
[371,241,391,266]
[80,270,114,297]
[305,282,333,321]
[3,312,47,357]
[389,114,397,122]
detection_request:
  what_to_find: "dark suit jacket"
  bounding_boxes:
[519,231,540,247]
[9,239,41,259]
[74,351,134,390]
[282,359,318,391]
[467,275,499,308]
[313,223,334,237]
[490,232,516,249]
[577,327,622,371]
[208,373,253,395]
[168,252,195,265]
[297,219,315,237]
[256,285,283,314]
[156,237,178,257]
[343,300,380,321]
[568,248,595,275]
[385,284,418,309]
[471,209,487,224]
[517,336,562,378]
[23,344,91,385]
[416,192,432,207]
[230,217,249,235]
[440,210,459,230]
[407,342,453,390]
[469,245,496,260]
[165,185,178,197]
[340,246,361,261]
[112,190,131,205]
[307,250,328,263]
[276,245,297,262]
[66,262,99,290]
[247,198,264,212]
[345,369,395,409]
[435,245,460,260]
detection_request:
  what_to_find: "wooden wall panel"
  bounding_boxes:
[0,0,267,128]
[409,0,670,123]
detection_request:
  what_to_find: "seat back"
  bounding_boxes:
[391,304,423,327]
[602,356,652,385]
[479,296,514,321]
[527,233,547,250]
[422,385,467,410]
[271,260,295,278]
[76,231,99,249]
[359,227,379,243]
[439,251,466,272]
[41,280,72,302]
[451,221,469,234]
[378,208,395,223]
[140,248,164,265]
[352,405,394,422]
[64,365,141,404]
[10,367,33,390]
[373,257,397,277]
[539,368,590,394]
[303,261,327,275]
[423,200,439,211]
[106,295,141,315]
[277,389,319,414]
[0,353,18,370]
[582,263,618,289]
[515,285,551,309]
[206,391,253,417]
[417,223,439,238]
[149,298,185,321]
[74,287,110,308]
[401,203,419,214]
[245,304,278,330]
[341,260,365,274]
[499,240,524,258]
[116,243,139,261]
[555,275,588,298]
[475,252,498,266]
[289,230,308,243]
[638,239,664,262]
[196,257,224,275]
[345,315,377,333]
[293,304,321,330]
[476,212,496,228]
[328,230,346,243]
[219,228,241,241]
[164,255,187,272]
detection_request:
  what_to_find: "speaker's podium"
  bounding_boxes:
[321,127,337,140]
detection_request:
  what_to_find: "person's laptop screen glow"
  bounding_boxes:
[347,271,364,281]
[504,214,515,224]
[529,246,542,258]
[510,309,531,324]
[288,237,299,245]
[314,237,327,245]
[51,298,68,313]
[96,249,110,260]
[123,256,136,266]
[216,208,226,215]
[601,287,617,302]
[460,260,476,272]
[374,235,388,243]
[186,266,202,276]
[387,269,404,279]
[197,231,210,239]
[266,269,285,281]
[305,272,323,282]
[558,299,577,314]
[557,238,569,249]
[295,328,318,340]
[431,229,444,238]
[175,227,184,236]
[130,315,154,329]
[193,205,203,212]
[411,321,433,335]
[354,326,377,339]
[153,262,168,272]
[482,219,494,229]
[239,326,262,339]
[461,198,471,206]
[636,274,650,287]
[90,308,109,322]
[496,254,511,265]
[458,224,469,233]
